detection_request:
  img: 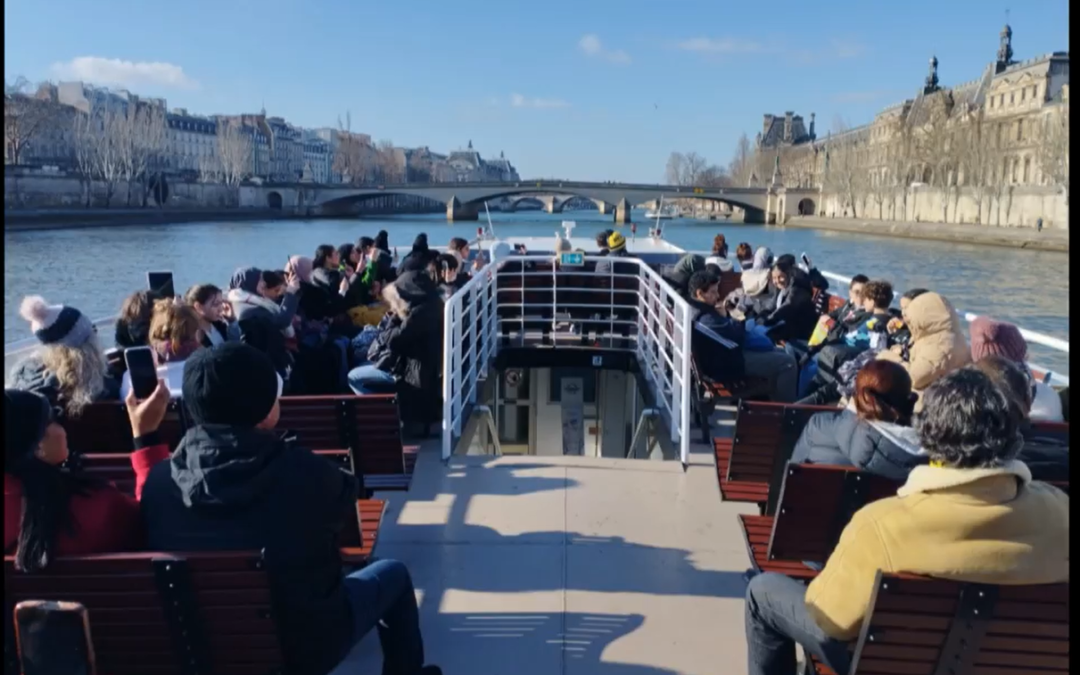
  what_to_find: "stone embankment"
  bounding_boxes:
[781,216,1068,253]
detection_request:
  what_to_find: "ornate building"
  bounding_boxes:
[755,25,1069,221]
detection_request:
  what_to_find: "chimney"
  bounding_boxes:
[809,112,816,140]
[783,111,794,142]
[763,114,774,138]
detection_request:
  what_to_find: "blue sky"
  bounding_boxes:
[4,0,1069,182]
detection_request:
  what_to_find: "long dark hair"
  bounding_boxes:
[8,455,100,572]
[313,244,336,269]
[374,230,390,253]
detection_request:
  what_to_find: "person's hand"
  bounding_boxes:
[472,256,484,271]
[286,277,301,293]
[220,302,234,320]
[393,247,399,262]
[339,277,351,293]
[886,317,903,334]
[125,378,170,438]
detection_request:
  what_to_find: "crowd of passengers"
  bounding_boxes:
[2,226,1070,675]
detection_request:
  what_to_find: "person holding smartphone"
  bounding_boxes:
[4,383,171,570]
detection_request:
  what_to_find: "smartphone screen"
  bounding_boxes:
[146,271,175,298]
[14,601,95,675]
[124,346,158,400]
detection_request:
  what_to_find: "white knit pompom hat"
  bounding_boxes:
[19,296,95,348]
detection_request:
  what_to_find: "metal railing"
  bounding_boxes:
[441,255,694,465]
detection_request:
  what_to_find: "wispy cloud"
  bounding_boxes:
[51,56,199,90]
[509,93,571,109]
[789,39,867,65]
[675,37,766,54]
[578,34,632,65]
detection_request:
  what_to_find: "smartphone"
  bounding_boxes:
[14,600,96,675]
[146,271,175,298]
[123,346,158,400]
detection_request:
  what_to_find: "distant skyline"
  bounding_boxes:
[3,0,1069,182]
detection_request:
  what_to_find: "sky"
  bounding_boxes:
[4,0,1070,182]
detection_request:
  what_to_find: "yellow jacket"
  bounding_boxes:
[805,461,1069,641]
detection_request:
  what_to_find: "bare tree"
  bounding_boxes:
[698,164,731,187]
[1038,100,1069,206]
[332,111,369,186]
[956,111,998,225]
[683,151,707,185]
[115,103,166,206]
[216,119,253,187]
[407,150,431,183]
[727,133,755,187]
[4,77,56,166]
[374,139,401,183]
[914,104,960,222]
[72,110,96,206]
[94,107,126,207]
[825,119,866,217]
[665,151,686,185]
[197,153,221,183]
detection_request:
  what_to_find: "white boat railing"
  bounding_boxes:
[441,254,694,465]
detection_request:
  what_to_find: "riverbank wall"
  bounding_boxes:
[780,216,1068,253]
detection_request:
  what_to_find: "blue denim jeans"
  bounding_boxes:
[348,362,397,395]
[342,559,424,675]
[744,572,851,675]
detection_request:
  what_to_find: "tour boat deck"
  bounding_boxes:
[336,426,756,675]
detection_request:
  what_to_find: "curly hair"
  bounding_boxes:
[915,366,1023,468]
[149,299,201,357]
[973,354,1033,422]
[861,280,894,310]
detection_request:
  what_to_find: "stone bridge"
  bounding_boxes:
[240,180,823,224]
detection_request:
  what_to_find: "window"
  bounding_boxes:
[1017,119,1023,141]
[1010,92,1015,105]
[1011,158,1018,183]
[1021,88,1026,102]
[1023,157,1031,183]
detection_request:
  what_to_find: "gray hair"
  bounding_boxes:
[915,366,1023,469]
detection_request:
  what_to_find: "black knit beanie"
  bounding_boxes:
[182,343,280,427]
[5,389,54,463]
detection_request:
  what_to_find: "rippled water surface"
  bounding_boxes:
[4,210,1069,372]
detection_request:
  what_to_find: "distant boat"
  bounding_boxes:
[644,205,678,220]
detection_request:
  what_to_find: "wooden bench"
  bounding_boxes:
[61,400,188,456]
[4,499,385,674]
[810,572,1070,675]
[715,401,834,507]
[277,394,418,495]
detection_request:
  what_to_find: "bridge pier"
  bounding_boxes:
[596,201,612,215]
[447,197,479,222]
[614,199,632,224]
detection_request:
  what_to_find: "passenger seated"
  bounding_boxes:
[140,344,441,675]
[726,246,775,318]
[760,259,817,345]
[114,290,156,349]
[809,274,868,346]
[349,272,445,427]
[436,252,468,299]
[689,271,797,402]
[399,233,438,273]
[228,266,300,383]
[9,296,121,416]
[974,354,1068,482]
[883,287,927,353]
[875,291,970,410]
[744,366,1069,675]
[4,384,170,570]
[311,243,345,297]
[664,254,707,299]
[969,316,1063,422]
[186,284,238,348]
[735,242,754,271]
[705,234,733,272]
[791,360,925,481]
[120,299,203,399]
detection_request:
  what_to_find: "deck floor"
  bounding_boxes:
[335,418,758,675]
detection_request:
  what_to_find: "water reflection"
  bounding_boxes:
[4,212,1069,371]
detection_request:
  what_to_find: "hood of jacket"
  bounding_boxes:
[229,267,261,294]
[904,292,964,342]
[742,267,772,296]
[868,420,925,457]
[751,246,774,270]
[389,271,439,308]
[169,425,290,509]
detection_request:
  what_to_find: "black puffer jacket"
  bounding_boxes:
[1017,423,1069,482]
[367,272,445,393]
[790,409,928,482]
[140,425,359,675]
[763,276,819,343]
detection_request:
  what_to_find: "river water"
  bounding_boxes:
[4,210,1070,373]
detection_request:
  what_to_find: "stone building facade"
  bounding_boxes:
[753,25,1069,226]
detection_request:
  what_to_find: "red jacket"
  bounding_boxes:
[4,442,169,557]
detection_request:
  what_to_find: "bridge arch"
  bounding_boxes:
[797,197,816,216]
[267,191,283,209]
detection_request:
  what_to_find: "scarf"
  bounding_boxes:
[286,256,313,284]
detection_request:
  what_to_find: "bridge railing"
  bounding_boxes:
[441,255,694,465]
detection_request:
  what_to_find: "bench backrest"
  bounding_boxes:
[62,401,187,455]
[5,552,286,675]
[727,401,835,489]
[1030,420,1070,445]
[850,572,1069,675]
[768,463,901,564]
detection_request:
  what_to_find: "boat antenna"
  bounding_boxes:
[655,195,665,239]
[484,201,497,240]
